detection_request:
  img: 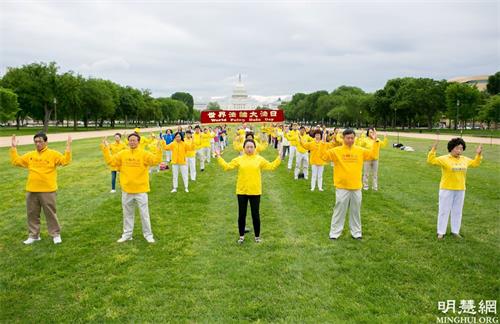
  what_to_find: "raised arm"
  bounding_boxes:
[55,136,72,166]
[143,142,163,166]
[468,144,483,168]
[427,141,443,166]
[9,135,30,168]
[101,137,122,169]
[260,155,281,171]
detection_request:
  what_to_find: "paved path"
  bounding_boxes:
[0,127,164,147]
[383,131,500,145]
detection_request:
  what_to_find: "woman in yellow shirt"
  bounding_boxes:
[106,133,126,193]
[299,130,326,191]
[161,132,195,193]
[427,138,482,240]
[360,128,388,191]
[216,139,281,244]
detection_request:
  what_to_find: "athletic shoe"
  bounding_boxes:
[237,236,245,244]
[110,189,116,193]
[363,187,369,191]
[437,234,445,240]
[145,237,155,243]
[329,237,338,241]
[53,236,62,244]
[255,237,262,243]
[171,188,177,193]
[319,188,324,192]
[310,188,314,191]
[117,236,132,243]
[451,233,463,239]
[23,237,41,245]
[185,188,189,193]
[351,235,362,240]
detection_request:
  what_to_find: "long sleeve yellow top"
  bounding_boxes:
[10,146,71,192]
[359,136,388,160]
[184,138,196,158]
[217,154,281,195]
[201,132,212,148]
[101,145,162,193]
[285,130,299,146]
[107,142,127,171]
[296,134,313,154]
[427,149,482,190]
[301,140,327,165]
[192,133,204,150]
[161,140,195,165]
[320,142,380,190]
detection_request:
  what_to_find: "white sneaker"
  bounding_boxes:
[185,188,189,193]
[23,237,41,245]
[310,188,314,191]
[171,188,177,193]
[110,189,116,193]
[117,236,132,243]
[53,236,62,244]
[145,237,155,243]
[319,188,324,192]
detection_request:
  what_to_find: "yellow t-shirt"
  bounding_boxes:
[427,149,482,190]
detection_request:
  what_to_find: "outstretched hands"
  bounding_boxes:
[11,134,17,148]
[66,136,72,151]
[476,144,483,155]
[102,136,109,147]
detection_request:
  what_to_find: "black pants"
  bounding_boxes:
[237,195,261,237]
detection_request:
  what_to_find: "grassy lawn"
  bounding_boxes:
[0,134,498,322]
[0,125,164,137]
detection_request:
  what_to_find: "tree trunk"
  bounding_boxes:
[16,114,21,130]
[43,103,53,133]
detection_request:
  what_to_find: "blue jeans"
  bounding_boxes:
[111,171,117,190]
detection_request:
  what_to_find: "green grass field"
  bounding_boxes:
[0,135,498,322]
[0,125,161,137]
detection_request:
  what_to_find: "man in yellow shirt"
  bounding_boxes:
[320,129,380,240]
[359,128,388,191]
[10,133,72,245]
[216,139,282,244]
[427,138,482,239]
[295,126,313,180]
[101,133,162,243]
[193,125,208,171]
[285,123,299,170]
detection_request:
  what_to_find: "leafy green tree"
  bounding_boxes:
[445,82,481,129]
[0,87,20,123]
[479,94,500,129]
[206,102,221,111]
[171,92,194,120]
[81,78,115,129]
[487,72,500,95]
[56,72,83,130]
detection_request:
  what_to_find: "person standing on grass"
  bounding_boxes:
[101,133,162,243]
[299,130,327,191]
[285,123,299,170]
[161,129,175,166]
[10,133,72,245]
[216,139,282,244]
[105,133,126,193]
[427,138,482,240]
[160,132,195,193]
[359,128,388,191]
[294,126,313,180]
[184,130,197,181]
[320,129,380,240]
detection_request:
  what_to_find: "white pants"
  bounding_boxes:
[121,192,153,240]
[330,189,362,239]
[288,145,297,169]
[437,189,466,235]
[311,165,324,190]
[196,149,206,170]
[294,151,309,179]
[210,142,216,157]
[363,160,379,190]
[187,157,196,181]
[165,150,172,163]
[172,164,188,190]
[203,147,211,163]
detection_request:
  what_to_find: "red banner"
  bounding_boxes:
[200,109,284,124]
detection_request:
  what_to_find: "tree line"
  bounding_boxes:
[282,73,500,129]
[0,62,198,132]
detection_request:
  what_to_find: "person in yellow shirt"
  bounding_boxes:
[216,139,282,244]
[285,123,299,170]
[299,130,326,191]
[184,130,197,181]
[359,128,388,191]
[320,129,380,240]
[295,126,313,180]
[101,133,162,243]
[161,132,195,193]
[427,138,482,240]
[193,126,207,172]
[10,133,72,245]
[106,133,126,193]
[233,132,268,155]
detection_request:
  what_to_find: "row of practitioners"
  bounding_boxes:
[9,128,482,245]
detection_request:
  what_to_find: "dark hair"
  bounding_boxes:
[447,137,466,152]
[114,133,122,138]
[194,125,201,129]
[299,126,305,130]
[174,131,184,141]
[33,132,47,142]
[366,127,374,137]
[343,129,356,137]
[245,132,255,139]
[313,129,322,137]
[185,130,192,135]
[128,132,141,142]
[243,139,256,149]
[167,129,172,134]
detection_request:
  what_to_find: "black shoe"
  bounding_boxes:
[329,237,337,241]
[201,169,204,172]
[351,235,362,240]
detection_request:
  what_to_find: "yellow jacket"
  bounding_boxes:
[233,137,267,154]
[101,145,162,193]
[218,154,281,195]
[10,146,71,192]
[320,142,380,190]
[285,130,299,146]
[184,138,196,158]
[161,140,195,165]
[108,142,127,171]
[296,134,313,154]
[427,149,482,190]
[201,132,213,148]
[192,133,204,150]
[301,140,327,165]
[359,137,388,160]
